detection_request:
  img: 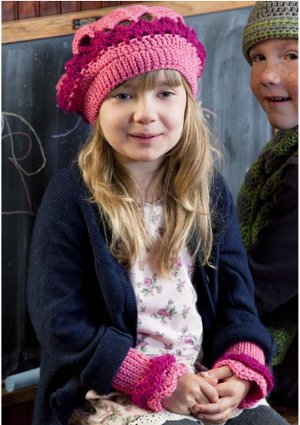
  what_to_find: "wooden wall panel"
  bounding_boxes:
[80,1,102,11]
[2,1,18,21]
[60,1,81,14]
[39,1,61,16]
[16,1,40,20]
[1,1,132,21]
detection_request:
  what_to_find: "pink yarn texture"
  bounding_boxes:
[213,342,273,407]
[56,5,206,124]
[112,348,188,411]
[214,358,268,408]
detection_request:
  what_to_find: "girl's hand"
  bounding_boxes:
[161,372,219,415]
[191,366,251,423]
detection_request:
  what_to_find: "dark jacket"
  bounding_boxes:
[247,157,298,406]
[247,158,298,317]
[27,164,273,425]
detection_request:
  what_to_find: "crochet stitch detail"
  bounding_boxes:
[214,342,271,406]
[56,4,206,124]
[130,355,177,410]
[141,362,189,412]
[214,352,273,394]
[112,348,188,411]
[242,1,298,63]
[73,5,184,52]
[214,359,268,408]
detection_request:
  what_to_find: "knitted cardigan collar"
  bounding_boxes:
[237,126,298,250]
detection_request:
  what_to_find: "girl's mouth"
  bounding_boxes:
[128,133,161,143]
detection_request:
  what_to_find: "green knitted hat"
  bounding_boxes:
[242,1,298,64]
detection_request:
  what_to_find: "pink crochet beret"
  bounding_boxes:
[56,5,206,124]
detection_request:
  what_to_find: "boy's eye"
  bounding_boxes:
[251,53,266,63]
[286,52,298,60]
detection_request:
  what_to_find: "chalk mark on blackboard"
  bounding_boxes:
[2,131,34,215]
[198,100,218,121]
[2,112,46,216]
[202,107,218,119]
[51,117,82,138]
[2,112,46,176]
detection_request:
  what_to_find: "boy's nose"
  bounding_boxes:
[259,62,282,86]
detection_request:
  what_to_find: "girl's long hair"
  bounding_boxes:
[78,70,219,276]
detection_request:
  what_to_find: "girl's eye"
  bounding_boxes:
[115,93,132,100]
[159,90,175,98]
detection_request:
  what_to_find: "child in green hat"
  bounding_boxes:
[238,0,298,407]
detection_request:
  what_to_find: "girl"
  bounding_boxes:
[238,0,298,407]
[27,5,287,425]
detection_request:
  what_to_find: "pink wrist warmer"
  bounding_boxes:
[112,348,188,411]
[214,343,273,407]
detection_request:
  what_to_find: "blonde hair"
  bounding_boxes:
[78,70,219,276]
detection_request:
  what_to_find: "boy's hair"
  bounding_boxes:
[242,1,298,64]
[78,70,218,276]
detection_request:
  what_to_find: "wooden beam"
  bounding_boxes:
[2,1,255,44]
[2,385,37,407]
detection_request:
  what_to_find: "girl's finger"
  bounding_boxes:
[193,396,233,415]
[199,371,218,386]
[196,406,236,424]
[202,366,233,381]
[199,379,219,403]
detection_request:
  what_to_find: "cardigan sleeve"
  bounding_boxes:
[27,168,135,402]
[204,173,274,364]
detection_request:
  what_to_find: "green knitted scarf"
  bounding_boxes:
[237,127,298,366]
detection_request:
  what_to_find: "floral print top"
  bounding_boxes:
[68,200,204,425]
[130,200,203,371]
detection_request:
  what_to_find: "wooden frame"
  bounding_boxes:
[2,1,255,44]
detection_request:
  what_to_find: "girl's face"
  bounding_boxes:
[250,39,298,130]
[98,71,186,171]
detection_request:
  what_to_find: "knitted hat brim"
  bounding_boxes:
[59,34,202,124]
[243,18,298,63]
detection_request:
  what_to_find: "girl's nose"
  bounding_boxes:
[133,96,157,123]
[259,62,282,86]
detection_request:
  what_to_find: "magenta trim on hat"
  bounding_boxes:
[65,18,205,79]
[80,34,202,123]
[72,5,185,53]
[56,16,206,123]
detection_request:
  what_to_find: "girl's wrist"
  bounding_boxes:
[112,348,189,411]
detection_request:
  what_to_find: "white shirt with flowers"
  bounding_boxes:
[130,199,203,371]
[68,200,205,425]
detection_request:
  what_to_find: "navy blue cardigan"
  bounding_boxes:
[27,164,273,425]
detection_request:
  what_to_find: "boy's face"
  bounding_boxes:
[249,39,298,130]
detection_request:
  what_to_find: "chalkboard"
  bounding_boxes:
[2,6,272,378]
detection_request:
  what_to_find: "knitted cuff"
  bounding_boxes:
[222,342,265,364]
[147,362,189,411]
[214,343,273,408]
[112,348,153,394]
[214,358,268,407]
[112,348,188,411]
